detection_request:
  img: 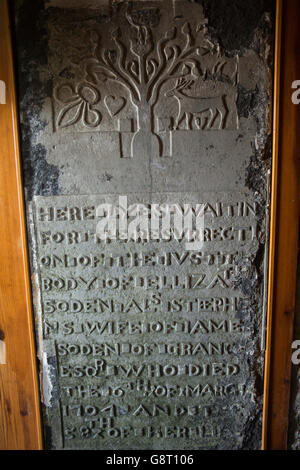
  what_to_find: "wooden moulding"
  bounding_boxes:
[262,0,300,450]
[0,0,43,450]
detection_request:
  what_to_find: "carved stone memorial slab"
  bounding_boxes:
[14,0,275,449]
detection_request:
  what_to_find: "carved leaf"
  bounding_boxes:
[55,84,78,103]
[57,100,83,128]
[181,64,191,75]
[196,23,207,33]
[171,62,191,76]
[165,27,176,40]
[128,60,139,80]
[181,22,192,36]
[77,83,100,105]
[82,103,102,127]
[146,59,158,80]
[86,64,117,84]
[165,46,175,61]
[181,22,194,49]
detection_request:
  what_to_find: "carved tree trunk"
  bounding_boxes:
[133,101,161,157]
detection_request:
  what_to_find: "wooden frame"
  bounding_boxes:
[262,0,300,450]
[0,0,43,450]
[0,0,299,450]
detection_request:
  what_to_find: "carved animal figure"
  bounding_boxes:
[165,78,235,130]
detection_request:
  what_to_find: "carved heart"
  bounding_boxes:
[104,95,126,117]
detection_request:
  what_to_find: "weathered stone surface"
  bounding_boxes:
[13,0,275,449]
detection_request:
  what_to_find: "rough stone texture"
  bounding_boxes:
[13,0,275,449]
[46,0,111,8]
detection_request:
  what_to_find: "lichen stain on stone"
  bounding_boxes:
[227,5,274,423]
[31,271,44,358]
[44,424,54,450]
[13,0,60,200]
[41,352,59,408]
[194,0,275,55]
[32,256,59,409]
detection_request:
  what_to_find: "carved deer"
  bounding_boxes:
[165,77,230,130]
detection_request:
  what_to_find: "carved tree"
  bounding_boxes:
[84,2,220,135]
[54,2,239,156]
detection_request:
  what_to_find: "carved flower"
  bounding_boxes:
[55,82,102,129]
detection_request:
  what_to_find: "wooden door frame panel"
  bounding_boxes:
[262,0,300,450]
[0,0,299,450]
[0,0,42,450]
